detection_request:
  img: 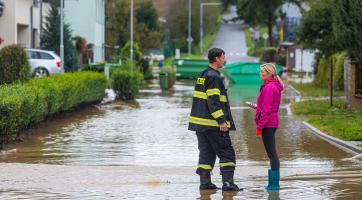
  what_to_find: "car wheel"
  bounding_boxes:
[33,68,49,78]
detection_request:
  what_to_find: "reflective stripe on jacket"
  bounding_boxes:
[188,67,236,132]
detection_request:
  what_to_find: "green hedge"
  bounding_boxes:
[0,45,30,84]
[333,52,347,90]
[111,69,143,100]
[314,52,346,90]
[0,72,107,142]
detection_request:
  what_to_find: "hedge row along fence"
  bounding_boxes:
[0,72,107,144]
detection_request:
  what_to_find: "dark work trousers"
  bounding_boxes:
[261,128,280,170]
[196,130,236,174]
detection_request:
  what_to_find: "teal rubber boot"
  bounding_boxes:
[265,170,280,191]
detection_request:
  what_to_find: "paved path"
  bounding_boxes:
[211,6,258,63]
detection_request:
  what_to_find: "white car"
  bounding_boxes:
[26,49,64,78]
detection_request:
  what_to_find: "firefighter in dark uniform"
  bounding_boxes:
[189,48,240,191]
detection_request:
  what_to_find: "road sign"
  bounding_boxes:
[187,37,194,43]
[262,33,269,40]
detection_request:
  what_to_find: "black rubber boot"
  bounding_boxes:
[199,171,218,190]
[221,171,241,191]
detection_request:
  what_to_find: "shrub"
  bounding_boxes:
[0,45,31,84]
[120,42,142,62]
[160,66,176,88]
[313,52,346,90]
[138,58,153,80]
[111,69,143,100]
[0,72,107,143]
[314,57,329,87]
[333,52,347,90]
[260,47,277,63]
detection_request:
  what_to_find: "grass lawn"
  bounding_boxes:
[290,82,345,97]
[292,100,362,141]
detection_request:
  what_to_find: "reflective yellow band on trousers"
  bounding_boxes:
[197,164,213,170]
[206,88,221,96]
[220,162,236,167]
[211,109,224,118]
[193,91,227,102]
[189,116,231,128]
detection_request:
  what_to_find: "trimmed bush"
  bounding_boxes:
[160,66,176,88]
[0,45,31,84]
[111,69,143,100]
[0,72,107,142]
[333,52,347,90]
[314,57,329,87]
[314,52,346,90]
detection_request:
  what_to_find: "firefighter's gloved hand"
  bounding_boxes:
[219,122,228,132]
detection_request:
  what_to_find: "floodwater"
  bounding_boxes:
[1,79,361,199]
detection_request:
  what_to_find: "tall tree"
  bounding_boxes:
[297,0,339,106]
[135,0,163,52]
[166,0,221,52]
[332,0,362,60]
[297,0,337,56]
[40,0,78,71]
[236,0,301,46]
[105,0,163,59]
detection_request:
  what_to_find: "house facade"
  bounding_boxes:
[64,0,105,63]
[0,0,43,49]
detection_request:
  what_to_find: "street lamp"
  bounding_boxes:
[199,2,222,54]
[60,0,64,69]
[130,0,134,72]
[187,0,192,56]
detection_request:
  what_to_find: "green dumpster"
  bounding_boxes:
[159,72,169,90]
[174,59,209,79]
[225,62,282,84]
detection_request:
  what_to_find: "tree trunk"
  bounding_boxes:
[268,14,273,46]
[330,58,334,106]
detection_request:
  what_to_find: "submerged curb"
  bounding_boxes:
[302,121,362,155]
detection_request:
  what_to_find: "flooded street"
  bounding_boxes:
[1,80,361,199]
[1,6,361,200]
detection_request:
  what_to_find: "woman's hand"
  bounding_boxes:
[256,129,262,141]
[245,101,257,109]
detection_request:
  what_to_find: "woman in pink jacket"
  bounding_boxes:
[254,63,284,191]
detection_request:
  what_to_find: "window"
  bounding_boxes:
[39,52,54,60]
[356,63,362,96]
[27,51,38,59]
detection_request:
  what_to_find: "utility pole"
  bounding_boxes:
[187,0,192,56]
[130,0,134,72]
[60,0,64,69]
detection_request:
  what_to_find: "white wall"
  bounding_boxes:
[0,0,16,47]
[294,49,315,72]
[0,0,42,48]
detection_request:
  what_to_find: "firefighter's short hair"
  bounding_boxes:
[208,48,225,63]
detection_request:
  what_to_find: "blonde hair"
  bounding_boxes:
[260,63,284,89]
